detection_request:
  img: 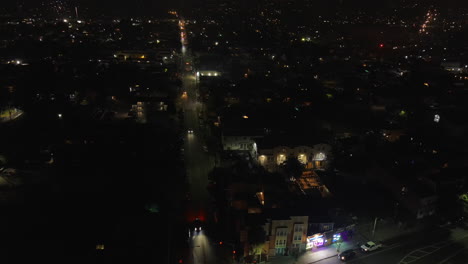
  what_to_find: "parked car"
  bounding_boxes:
[338,249,356,261]
[361,241,382,252]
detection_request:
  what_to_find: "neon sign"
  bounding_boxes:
[332,234,341,243]
[306,234,324,249]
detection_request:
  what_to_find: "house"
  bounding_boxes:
[222,133,262,159]
[258,144,332,172]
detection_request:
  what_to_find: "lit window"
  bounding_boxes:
[314,152,326,161]
[96,244,105,250]
[277,154,286,165]
[298,154,307,164]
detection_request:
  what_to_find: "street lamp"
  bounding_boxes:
[372,217,378,239]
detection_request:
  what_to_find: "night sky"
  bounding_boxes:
[0,0,468,16]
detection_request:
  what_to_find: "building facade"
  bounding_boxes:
[264,215,309,256]
[222,135,261,159]
[258,144,332,172]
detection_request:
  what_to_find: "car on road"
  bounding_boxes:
[193,218,202,232]
[338,249,356,261]
[188,128,194,134]
[361,241,382,252]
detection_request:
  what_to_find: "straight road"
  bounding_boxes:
[302,226,468,264]
[178,18,217,264]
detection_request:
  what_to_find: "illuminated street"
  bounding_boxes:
[267,226,468,264]
[188,231,218,264]
[2,1,468,263]
[178,18,218,264]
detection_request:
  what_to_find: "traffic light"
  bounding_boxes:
[219,241,223,245]
[379,43,384,48]
[232,250,236,254]
[178,259,183,264]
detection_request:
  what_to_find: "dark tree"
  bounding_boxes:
[248,224,266,246]
[248,224,267,260]
[280,155,304,180]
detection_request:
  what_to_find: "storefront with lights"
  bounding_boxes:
[306,234,325,250]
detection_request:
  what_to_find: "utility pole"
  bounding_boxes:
[75,6,79,19]
[167,213,172,264]
[372,217,378,239]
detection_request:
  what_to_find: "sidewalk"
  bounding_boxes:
[268,233,365,264]
[267,218,430,264]
[355,217,430,245]
[268,241,356,264]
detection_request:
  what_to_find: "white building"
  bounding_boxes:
[221,135,262,158]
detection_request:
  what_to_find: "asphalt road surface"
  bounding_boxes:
[178,18,217,264]
[305,226,468,264]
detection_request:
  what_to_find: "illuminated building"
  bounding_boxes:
[262,213,309,256]
[257,144,332,172]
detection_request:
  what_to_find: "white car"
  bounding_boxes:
[361,241,382,252]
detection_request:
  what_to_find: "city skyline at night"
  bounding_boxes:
[1,0,468,263]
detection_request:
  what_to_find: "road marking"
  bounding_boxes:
[438,248,468,264]
[411,250,430,257]
[398,233,468,264]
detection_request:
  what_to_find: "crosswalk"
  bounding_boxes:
[398,241,451,264]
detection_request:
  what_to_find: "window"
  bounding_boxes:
[294,225,303,232]
[298,154,307,164]
[277,229,287,236]
[277,154,286,165]
[314,152,326,161]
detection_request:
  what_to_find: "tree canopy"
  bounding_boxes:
[280,155,304,180]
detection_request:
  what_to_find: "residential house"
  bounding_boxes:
[258,144,332,172]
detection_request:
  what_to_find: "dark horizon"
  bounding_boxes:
[2,0,468,17]
[1,0,468,263]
